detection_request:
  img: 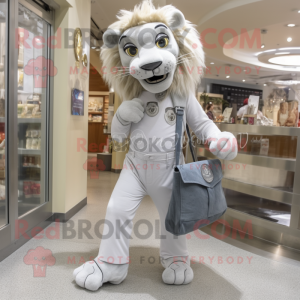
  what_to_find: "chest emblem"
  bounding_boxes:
[164,107,176,126]
[146,102,159,117]
[201,164,214,183]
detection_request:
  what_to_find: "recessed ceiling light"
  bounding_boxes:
[287,24,296,27]
[261,44,265,49]
[298,10,300,13]
[264,84,267,86]
[210,62,214,64]
[243,79,245,82]
[287,37,292,42]
[278,47,300,50]
[275,52,290,55]
[226,76,230,78]
[269,55,300,66]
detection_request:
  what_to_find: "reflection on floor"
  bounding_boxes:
[0,201,6,229]
[0,172,300,299]
[224,188,291,226]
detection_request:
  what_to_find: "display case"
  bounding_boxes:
[196,124,300,250]
[88,92,110,153]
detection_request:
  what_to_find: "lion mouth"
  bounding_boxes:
[144,73,169,84]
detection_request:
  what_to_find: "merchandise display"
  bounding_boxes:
[13,4,49,216]
[73,0,237,291]
[88,94,110,152]
[197,122,300,249]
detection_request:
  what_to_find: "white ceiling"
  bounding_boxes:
[91,0,300,86]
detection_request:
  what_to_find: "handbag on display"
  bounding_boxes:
[165,97,227,236]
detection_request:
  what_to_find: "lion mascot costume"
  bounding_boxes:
[73,0,237,290]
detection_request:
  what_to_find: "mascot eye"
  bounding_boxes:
[124,44,138,57]
[156,38,169,48]
[155,34,169,49]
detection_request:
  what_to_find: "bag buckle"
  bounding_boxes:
[175,106,184,115]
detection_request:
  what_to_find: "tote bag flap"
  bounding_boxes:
[176,159,223,188]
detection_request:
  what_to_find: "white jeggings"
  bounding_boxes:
[98,151,188,264]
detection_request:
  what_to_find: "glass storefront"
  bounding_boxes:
[0,0,53,255]
[0,0,7,230]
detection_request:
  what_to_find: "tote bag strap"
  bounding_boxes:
[170,93,196,165]
[185,123,196,163]
[174,107,196,165]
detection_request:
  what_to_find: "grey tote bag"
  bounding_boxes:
[165,106,227,236]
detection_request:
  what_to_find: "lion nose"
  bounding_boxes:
[140,61,162,71]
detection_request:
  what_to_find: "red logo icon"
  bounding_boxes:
[23,246,56,277]
[83,157,106,179]
[24,56,57,88]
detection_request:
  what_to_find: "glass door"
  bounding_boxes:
[0,0,53,258]
[17,3,50,216]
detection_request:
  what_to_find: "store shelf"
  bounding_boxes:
[215,123,300,137]
[197,146,296,172]
[17,90,34,94]
[18,118,41,123]
[21,165,41,169]
[18,149,41,155]
[18,180,40,183]
[88,111,103,114]
[222,178,297,205]
[0,117,42,123]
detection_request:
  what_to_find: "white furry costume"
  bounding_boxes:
[73,0,237,291]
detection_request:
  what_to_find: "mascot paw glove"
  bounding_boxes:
[117,98,144,125]
[209,131,238,160]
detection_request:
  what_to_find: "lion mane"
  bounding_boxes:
[100,0,205,100]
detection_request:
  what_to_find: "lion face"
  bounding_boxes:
[101,1,205,100]
[118,22,179,94]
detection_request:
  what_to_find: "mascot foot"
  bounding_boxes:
[73,260,128,291]
[161,257,194,285]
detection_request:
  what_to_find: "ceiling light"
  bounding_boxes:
[226,76,230,78]
[261,44,265,49]
[210,62,214,64]
[243,80,245,82]
[273,80,300,85]
[275,52,290,55]
[287,37,292,42]
[269,55,300,66]
[287,24,296,27]
[278,47,300,50]
[264,84,267,86]
[298,10,300,13]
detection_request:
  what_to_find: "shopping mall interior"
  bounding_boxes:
[0,0,300,298]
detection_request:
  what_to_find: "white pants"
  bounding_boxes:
[98,151,188,264]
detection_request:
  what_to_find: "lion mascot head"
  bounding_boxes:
[101,0,205,100]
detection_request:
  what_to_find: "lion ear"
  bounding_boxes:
[168,9,186,30]
[103,29,121,48]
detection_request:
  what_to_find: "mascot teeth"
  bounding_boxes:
[145,73,168,84]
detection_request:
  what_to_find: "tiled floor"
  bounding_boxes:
[0,171,300,299]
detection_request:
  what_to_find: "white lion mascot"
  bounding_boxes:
[73,0,237,290]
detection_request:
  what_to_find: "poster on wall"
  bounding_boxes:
[71,88,84,116]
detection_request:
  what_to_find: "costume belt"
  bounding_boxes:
[128,150,176,162]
